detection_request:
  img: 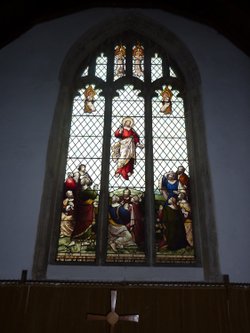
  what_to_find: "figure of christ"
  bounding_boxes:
[112,116,143,180]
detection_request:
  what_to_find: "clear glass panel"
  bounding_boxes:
[114,44,126,81]
[151,53,163,82]
[81,67,89,77]
[132,43,144,81]
[56,86,105,263]
[152,88,195,264]
[107,85,146,263]
[95,53,108,81]
[169,66,177,77]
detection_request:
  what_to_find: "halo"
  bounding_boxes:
[115,44,126,57]
[122,116,134,127]
[84,85,96,97]
[160,86,173,98]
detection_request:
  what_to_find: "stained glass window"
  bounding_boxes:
[56,37,195,265]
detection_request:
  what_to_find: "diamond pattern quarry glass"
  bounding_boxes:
[56,86,105,263]
[81,67,89,77]
[95,53,108,81]
[107,85,146,263]
[152,88,195,263]
[151,54,163,82]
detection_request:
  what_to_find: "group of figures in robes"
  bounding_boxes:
[156,166,193,252]
[58,161,145,258]
[111,116,144,180]
[108,188,145,253]
[59,163,98,252]
[58,105,193,260]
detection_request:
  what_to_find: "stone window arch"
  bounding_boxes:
[33,12,221,282]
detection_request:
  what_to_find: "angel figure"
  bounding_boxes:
[160,86,173,114]
[114,44,126,77]
[84,85,96,113]
[133,42,144,77]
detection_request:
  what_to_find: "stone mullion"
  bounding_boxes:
[96,47,114,265]
[144,44,155,265]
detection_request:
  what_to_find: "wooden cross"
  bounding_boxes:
[87,289,139,333]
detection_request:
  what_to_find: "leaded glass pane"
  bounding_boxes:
[114,44,126,81]
[81,67,89,77]
[151,53,163,82]
[107,85,146,263]
[95,53,107,81]
[169,66,177,77]
[152,88,195,264]
[132,43,144,81]
[56,86,105,263]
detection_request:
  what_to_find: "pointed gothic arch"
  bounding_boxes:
[32,12,221,281]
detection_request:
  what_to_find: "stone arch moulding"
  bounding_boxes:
[32,10,222,282]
